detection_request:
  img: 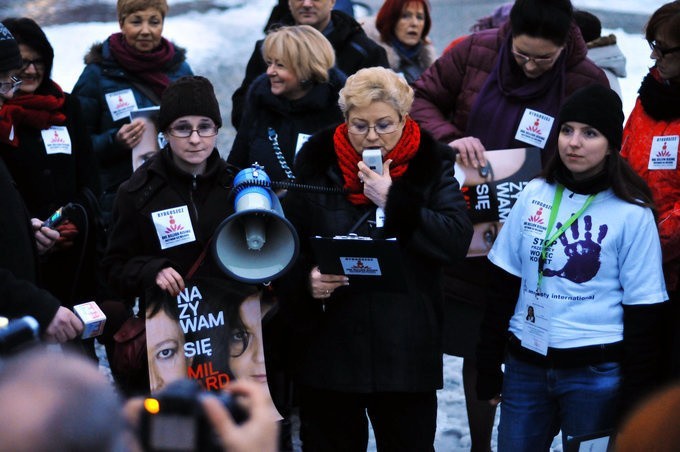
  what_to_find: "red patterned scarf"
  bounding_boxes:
[108,32,175,99]
[333,117,421,205]
[0,80,66,147]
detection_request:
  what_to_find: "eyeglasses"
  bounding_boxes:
[649,40,680,58]
[229,328,251,358]
[347,122,400,136]
[0,75,22,95]
[167,124,218,138]
[511,49,561,66]
[21,58,45,71]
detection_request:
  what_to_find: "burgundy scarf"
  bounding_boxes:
[108,32,175,99]
[333,118,421,205]
[0,80,66,147]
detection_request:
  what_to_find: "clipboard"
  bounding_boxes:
[310,236,407,293]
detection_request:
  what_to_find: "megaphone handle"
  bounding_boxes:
[185,234,215,280]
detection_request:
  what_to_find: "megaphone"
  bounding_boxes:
[213,165,299,284]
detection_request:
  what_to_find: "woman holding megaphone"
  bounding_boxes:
[276,67,472,450]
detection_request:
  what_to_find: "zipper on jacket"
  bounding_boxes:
[189,175,198,219]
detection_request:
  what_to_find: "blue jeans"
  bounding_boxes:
[498,353,620,452]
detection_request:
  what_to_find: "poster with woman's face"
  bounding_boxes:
[454,147,541,257]
[145,277,281,418]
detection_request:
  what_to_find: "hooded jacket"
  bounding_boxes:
[72,38,193,221]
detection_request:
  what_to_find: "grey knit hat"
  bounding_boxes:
[158,76,222,131]
[0,22,22,73]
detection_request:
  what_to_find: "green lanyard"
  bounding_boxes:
[537,185,595,291]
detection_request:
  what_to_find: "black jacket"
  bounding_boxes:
[276,127,472,392]
[102,148,237,304]
[227,68,345,181]
[0,158,59,332]
[231,10,389,129]
[0,91,102,305]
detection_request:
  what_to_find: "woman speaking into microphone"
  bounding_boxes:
[276,67,472,450]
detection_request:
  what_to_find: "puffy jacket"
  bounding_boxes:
[411,21,609,145]
[72,38,193,222]
[227,68,345,181]
[621,69,680,291]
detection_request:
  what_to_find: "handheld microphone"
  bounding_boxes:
[42,203,77,229]
[0,316,39,355]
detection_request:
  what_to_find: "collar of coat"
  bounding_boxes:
[83,38,188,71]
[294,124,446,191]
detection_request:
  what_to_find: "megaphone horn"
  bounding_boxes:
[213,166,299,284]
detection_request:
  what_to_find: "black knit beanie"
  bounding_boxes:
[158,76,222,131]
[3,18,55,91]
[558,84,624,151]
[0,22,22,73]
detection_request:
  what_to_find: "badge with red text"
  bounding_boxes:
[151,206,196,250]
[648,135,678,170]
[515,109,554,149]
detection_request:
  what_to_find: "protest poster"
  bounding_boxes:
[130,106,162,172]
[145,277,281,417]
[454,147,542,257]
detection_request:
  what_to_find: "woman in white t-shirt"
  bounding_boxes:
[476,84,668,452]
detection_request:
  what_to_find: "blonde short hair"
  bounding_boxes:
[338,67,414,118]
[261,25,335,84]
[117,0,168,25]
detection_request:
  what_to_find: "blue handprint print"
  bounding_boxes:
[543,215,608,283]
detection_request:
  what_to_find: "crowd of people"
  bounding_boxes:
[0,0,678,451]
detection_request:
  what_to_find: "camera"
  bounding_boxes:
[139,378,248,452]
[0,316,39,356]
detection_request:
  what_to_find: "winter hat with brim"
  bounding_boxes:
[0,22,22,73]
[558,84,624,151]
[158,75,222,131]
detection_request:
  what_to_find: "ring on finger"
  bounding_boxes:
[325,289,330,295]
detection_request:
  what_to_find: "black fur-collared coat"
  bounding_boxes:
[276,126,472,392]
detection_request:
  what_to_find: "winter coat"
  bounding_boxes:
[231,10,389,129]
[102,148,237,305]
[72,38,193,222]
[621,69,680,291]
[411,21,609,145]
[276,126,472,392]
[587,34,627,98]
[0,91,102,305]
[227,69,345,181]
[361,16,437,84]
[0,158,59,332]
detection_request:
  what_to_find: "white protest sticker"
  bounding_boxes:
[105,89,138,122]
[151,205,196,250]
[515,109,554,149]
[648,135,678,170]
[339,257,382,276]
[41,126,72,155]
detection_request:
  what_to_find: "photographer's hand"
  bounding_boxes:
[202,380,279,452]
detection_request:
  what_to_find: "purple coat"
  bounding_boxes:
[411,21,609,146]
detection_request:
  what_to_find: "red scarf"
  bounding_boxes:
[108,32,175,99]
[0,80,66,147]
[333,117,421,205]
